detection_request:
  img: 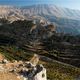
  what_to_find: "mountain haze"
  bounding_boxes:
[0,4,80,34]
[21,4,80,20]
[0,5,80,20]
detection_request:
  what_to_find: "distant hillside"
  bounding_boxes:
[0,5,80,34]
[21,4,80,20]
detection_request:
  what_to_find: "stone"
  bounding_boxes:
[30,54,39,67]
[2,59,9,64]
[33,67,47,80]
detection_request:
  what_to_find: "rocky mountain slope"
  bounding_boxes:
[21,4,80,20]
[1,5,80,20]
[0,5,80,34]
[0,6,24,22]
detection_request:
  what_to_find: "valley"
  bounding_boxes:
[0,18,80,80]
[0,4,80,80]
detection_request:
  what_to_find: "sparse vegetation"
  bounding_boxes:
[0,19,80,80]
[39,60,80,80]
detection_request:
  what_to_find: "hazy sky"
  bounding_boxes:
[0,0,80,10]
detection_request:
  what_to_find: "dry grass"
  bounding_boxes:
[0,72,20,80]
[0,53,5,61]
[39,60,80,80]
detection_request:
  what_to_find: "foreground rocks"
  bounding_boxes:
[0,54,47,80]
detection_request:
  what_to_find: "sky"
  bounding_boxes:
[0,0,80,10]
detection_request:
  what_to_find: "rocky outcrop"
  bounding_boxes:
[19,54,47,80]
[0,54,47,80]
[33,65,47,80]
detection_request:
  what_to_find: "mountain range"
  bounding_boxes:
[0,4,80,34]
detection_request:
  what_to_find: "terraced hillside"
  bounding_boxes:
[0,19,80,80]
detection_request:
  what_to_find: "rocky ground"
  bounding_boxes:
[0,54,47,80]
[0,72,20,80]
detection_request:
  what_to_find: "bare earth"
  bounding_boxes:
[0,72,20,80]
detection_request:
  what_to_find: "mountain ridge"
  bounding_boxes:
[0,4,80,20]
[0,4,80,34]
